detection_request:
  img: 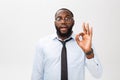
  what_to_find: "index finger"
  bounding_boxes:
[82,22,87,34]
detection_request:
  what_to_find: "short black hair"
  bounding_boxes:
[55,8,74,17]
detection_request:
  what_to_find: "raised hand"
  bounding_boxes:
[75,23,93,53]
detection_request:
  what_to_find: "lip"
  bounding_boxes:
[59,25,68,31]
[60,27,68,32]
[60,27,67,30]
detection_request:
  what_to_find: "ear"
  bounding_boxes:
[54,21,56,24]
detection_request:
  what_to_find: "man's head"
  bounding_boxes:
[54,8,74,39]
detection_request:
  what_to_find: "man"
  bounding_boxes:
[32,8,103,80]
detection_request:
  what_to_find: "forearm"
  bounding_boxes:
[85,51,103,78]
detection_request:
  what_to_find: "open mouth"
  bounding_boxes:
[60,27,67,31]
[60,25,68,32]
[58,24,69,33]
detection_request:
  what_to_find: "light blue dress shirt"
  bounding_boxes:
[31,33,102,80]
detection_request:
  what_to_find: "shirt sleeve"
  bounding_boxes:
[31,41,44,80]
[85,47,103,78]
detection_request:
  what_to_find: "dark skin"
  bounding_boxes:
[55,10,74,40]
[54,9,94,59]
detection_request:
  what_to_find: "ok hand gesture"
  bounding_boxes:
[75,23,93,53]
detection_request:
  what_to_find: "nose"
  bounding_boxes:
[61,19,66,23]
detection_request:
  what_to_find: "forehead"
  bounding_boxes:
[55,10,72,17]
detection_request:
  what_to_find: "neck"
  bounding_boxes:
[57,31,73,40]
[59,36,68,40]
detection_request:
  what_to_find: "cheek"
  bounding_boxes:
[55,22,60,27]
[68,23,74,28]
[69,22,74,27]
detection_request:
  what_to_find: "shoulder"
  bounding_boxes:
[39,34,55,42]
[36,34,55,47]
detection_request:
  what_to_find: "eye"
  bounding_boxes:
[55,17,62,21]
[65,17,71,21]
[64,17,73,21]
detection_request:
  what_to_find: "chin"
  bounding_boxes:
[61,31,68,34]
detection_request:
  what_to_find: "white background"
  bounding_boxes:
[0,0,120,80]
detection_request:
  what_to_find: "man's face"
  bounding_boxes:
[54,10,74,37]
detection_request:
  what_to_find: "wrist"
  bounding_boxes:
[85,48,94,59]
[85,48,93,55]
